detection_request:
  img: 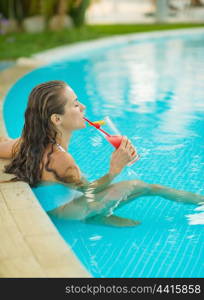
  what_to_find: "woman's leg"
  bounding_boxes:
[101,180,204,208]
[83,214,141,227]
[49,179,204,223]
[84,179,152,217]
[48,179,151,222]
[149,183,204,205]
[83,181,204,226]
[86,179,204,212]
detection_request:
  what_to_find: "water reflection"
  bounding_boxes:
[84,36,204,145]
[186,204,204,225]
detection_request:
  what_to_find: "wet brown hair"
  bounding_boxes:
[3,80,83,187]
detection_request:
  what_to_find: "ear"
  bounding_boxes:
[50,114,62,126]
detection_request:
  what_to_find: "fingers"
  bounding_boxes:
[120,136,132,149]
[131,153,140,163]
[120,136,128,148]
[114,136,139,164]
[125,137,136,155]
[128,143,135,154]
[119,136,137,157]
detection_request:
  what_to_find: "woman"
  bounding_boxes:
[0,80,203,227]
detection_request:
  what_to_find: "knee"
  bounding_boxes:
[149,184,163,195]
[128,179,152,194]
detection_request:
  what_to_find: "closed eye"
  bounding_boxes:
[74,99,79,107]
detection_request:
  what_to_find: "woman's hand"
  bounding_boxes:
[0,136,12,143]
[109,136,138,176]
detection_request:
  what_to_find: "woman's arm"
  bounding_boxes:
[54,136,136,194]
[78,136,139,194]
[0,137,20,159]
[53,152,118,194]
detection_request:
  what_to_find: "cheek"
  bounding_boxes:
[63,110,80,128]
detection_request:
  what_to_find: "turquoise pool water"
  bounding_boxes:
[3,31,204,278]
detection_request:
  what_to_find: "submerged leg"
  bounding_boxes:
[84,179,204,219]
[49,179,151,221]
[149,184,204,205]
[84,214,141,227]
[49,179,204,223]
[105,180,204,207]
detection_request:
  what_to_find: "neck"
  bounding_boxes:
[56,130,72,150]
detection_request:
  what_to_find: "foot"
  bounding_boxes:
[176,193,204,205]
[191,196,204,205]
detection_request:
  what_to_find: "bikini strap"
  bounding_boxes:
[56,143,66,153]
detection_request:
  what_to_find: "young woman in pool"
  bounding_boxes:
[0,80,203,227]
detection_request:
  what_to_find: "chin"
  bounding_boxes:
[75,123,86,131]
[81,121,86,128]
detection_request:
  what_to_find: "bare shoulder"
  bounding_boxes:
[43,147,89,189]
[51,150,78,171]
[50,150,83,181]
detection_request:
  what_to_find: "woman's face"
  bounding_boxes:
[59,85,86,131]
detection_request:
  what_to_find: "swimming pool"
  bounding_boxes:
[3,29,204,278]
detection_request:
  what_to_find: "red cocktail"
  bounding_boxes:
[83,117,140,165]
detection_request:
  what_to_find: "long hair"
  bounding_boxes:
[4,80,82,187]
